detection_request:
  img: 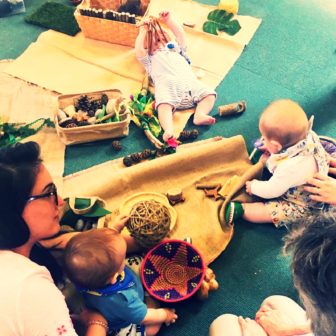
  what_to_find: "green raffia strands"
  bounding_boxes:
[129,90,163,140]
[203,9,241,36]
[0,118,54,148]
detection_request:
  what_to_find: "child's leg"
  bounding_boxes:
[193,94,216,126]
[226,202,273,225]
[145,296,162,336]
[242,202,273,223]
[157,103,174,142]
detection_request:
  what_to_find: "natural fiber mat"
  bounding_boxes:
[63,136,260,264]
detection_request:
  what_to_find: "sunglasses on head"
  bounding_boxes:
[26,183,58,206]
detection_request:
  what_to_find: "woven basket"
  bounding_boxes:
[141,240,205,302]
[56,89,130,145]
[75,0,150,47]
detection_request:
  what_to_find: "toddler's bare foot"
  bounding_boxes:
[193,114,216,126]
[163,132,173,142]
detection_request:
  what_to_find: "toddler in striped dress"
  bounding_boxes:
[135,11,217,142]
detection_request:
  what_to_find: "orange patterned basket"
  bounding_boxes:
[141,240,206,302]
[75,0,150,47]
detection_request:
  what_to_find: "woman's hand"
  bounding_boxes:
[328,156,336,176]
[238,316,267,336]
[255,307,311,336]
[304,173,336,205]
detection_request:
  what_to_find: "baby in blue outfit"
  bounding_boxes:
[64,228,177,336]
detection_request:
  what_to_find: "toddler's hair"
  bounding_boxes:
[64,228,125,289]
[260,99,309,148]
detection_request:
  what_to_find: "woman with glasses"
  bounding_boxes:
[0,142,108,336]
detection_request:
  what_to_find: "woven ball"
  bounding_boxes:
[127,200,171,248]
[141,240,206,302]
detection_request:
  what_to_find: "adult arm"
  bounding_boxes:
[21,270,107,336]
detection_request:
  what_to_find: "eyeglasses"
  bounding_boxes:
[26,183,58,206]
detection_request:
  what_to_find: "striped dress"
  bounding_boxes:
[137,43,216,110]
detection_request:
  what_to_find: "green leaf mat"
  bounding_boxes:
[25,1,80,36]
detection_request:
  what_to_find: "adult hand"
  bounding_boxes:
[238,316,267,336]
[329,156,336,176]
[304,173,336,205]
[255,307,310,336]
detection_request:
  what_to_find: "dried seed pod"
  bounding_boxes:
[112,140,122,151]
[123,156,133,167]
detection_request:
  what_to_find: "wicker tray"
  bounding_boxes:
[56,89,130,145]
[75,0,150,47]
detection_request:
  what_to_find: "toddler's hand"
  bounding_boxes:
[159,11,170,23]
[246,181,252,195]
[164,308,178,326]
[112,214,129,233]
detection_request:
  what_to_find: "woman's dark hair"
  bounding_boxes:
[0,141,42,249]
[284,209,336,336]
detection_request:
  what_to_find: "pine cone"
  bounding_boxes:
[130,152,142,163]
[75,95,90,112]
[65,122,78,128]
[190,129,199,139]
[77,121,90,127]
[112,140,122,151]
[123,156,133,167]
[141,148,151,159]
[178,129,199,140]
[180,130,192,140]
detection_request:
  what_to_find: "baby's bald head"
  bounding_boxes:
[260,99,309,148]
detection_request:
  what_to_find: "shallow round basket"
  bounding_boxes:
[141,239,206,303]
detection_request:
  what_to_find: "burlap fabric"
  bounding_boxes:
[63,136,263,264]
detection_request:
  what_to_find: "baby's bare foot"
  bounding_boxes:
[193,114,216,126]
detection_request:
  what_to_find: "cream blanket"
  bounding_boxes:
[4,0,261,130]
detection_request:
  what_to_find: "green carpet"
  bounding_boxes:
[1,0,336,335]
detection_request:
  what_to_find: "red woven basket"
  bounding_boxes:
[141,239,206,303]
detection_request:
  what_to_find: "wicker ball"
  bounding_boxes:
[127,200,171,248]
